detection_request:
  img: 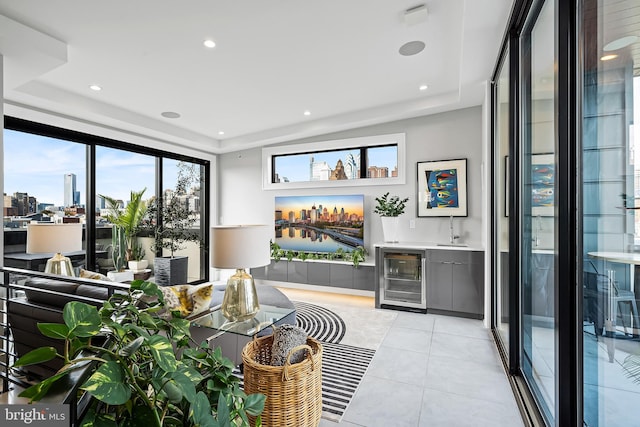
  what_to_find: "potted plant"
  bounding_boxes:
[374,192,409,242]
[128,242,148,271]
[145,163,202,286]
[13,280,265,426]
[101,189,148,280]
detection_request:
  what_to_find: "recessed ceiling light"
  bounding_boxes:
[161,111,181,119]
[399,40,425,56]
[604,35,639,51]
[218,131,225,135]
[89,84,102,91]
[203,39,216,48]
[419,84,428,91]
[304,110,311,116]
[600,54,618,61]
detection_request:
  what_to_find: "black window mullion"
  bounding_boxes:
[555,0,581,425]
[86,144,96,271]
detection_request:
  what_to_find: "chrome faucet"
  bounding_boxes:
[532,215,541,247]
[449,214,460,244]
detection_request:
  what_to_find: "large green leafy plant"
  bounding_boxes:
[14,280,264,426]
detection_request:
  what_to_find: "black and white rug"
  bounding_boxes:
[235,301,375,422]
[292,301,375,421]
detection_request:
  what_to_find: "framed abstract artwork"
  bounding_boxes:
[531,153,554,216]
[417,158,468,217]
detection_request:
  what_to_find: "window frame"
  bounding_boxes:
[262,133,406,190]
[3,116,210,283]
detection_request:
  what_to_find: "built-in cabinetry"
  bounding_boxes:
[251,260,375,291]
[375,243,485,319]
[427,249,484,317]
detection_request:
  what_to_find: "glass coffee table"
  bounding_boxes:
[190,304,295,365]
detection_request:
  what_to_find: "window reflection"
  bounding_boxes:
[582,1,640,425]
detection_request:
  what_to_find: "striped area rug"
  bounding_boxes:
[293,300,346,344]
[319,341,375,421]
[235,301,375,422]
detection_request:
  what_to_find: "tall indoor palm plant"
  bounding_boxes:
[101,188,148,270]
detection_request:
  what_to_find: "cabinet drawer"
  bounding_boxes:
[428,250,482,264]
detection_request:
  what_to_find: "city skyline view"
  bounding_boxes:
[274,145,397,182]
[3,130,183,210]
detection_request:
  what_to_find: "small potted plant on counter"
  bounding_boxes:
[374,192,409,243]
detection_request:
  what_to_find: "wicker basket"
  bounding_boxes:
[242,334,323,427]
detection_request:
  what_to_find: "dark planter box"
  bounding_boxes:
[154,256,188,286]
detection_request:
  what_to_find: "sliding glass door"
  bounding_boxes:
[494,47,511,357]
[520,1,557,423]
[581,0,640,424]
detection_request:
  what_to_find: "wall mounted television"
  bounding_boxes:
[274,194,364,253]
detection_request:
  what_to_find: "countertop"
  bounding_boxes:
[374,241,485,251]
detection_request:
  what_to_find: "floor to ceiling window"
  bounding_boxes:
[3,129,87,271]
[494,47,511,357]
[492,0,640,425]
[161,158,206,282]
[581,0,640,425]
[2,117,209,284]
[95,147,156,275]
[520,1,557,423]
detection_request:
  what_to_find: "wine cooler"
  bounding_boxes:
[376,247,426,311]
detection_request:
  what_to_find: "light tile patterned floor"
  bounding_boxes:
[276,289,524,427]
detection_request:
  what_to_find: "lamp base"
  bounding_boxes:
[221,268,260,322]
[45,253,76,276]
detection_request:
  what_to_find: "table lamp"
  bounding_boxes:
[211,225,271,322]
[26,223,83,276]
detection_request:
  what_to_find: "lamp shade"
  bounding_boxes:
[211,225,271,269]
[26,223,83,254]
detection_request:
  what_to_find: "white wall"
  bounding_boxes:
[218,106,484,256]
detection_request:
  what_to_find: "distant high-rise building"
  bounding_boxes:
[310,156,331,181]
[367,166,389,178]
[345,153,360,179]
[288,211,295,223]
[74,190,81,206]
[13,192,29,216]
[96,196,106,210]
[64,173,77,207]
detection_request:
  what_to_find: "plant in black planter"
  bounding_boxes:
[14,280,265,426]
[145,163,203,286]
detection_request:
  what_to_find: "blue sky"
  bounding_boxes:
[275,145,397,182]
[4,130,181,207]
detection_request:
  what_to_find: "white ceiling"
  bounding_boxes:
[0,0,512,154]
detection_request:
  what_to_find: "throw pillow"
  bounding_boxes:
[270,324,308,366]
[79,269,111,281]
[160,283,213,318]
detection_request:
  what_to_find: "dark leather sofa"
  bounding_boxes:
[7,275,128,378]
[6,274,296,379]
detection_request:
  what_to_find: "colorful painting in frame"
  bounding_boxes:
[417,158,467,217]
[531,153,554,216]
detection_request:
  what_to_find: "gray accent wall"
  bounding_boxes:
[218,106,484,256]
